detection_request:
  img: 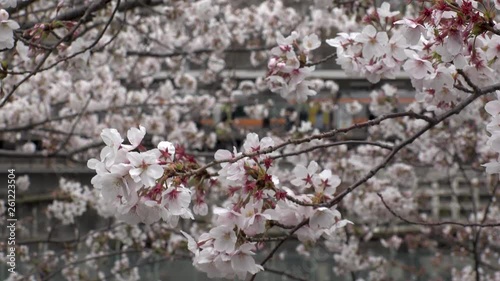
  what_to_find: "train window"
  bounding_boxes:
[233,105,247,118]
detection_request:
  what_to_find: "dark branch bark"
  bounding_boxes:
[377,193,500,228]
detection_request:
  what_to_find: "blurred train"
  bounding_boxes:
[154,69,417,146]
[200,93,416,134]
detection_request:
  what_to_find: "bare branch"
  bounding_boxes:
[377,193,500,228]
[271,140,393,160]
[305,52,337,67]
[126,47,270,58]
[185,111,435,177]
[50,94,93,156]
[263,267,308,281]
[0,101,190,133]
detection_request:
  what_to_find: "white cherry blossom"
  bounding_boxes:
[291,161,319,188]
[230,243,264,280]
[402,51,433,80]
[0,9,17,50]
[210,225,237,253]
[242,133,274,154]
[302,34,321,51]
[121,125,146,151]
[127,150,163,187]
[394,18,426,45]
[309,207,341,231]
[377,2,399,18]
[355,25,388,60]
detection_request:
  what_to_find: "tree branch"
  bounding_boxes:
[377,193,500,228]
[185,111,435,177]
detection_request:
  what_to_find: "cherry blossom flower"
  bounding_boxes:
[309,207,341,230]
[127,150,164,187]
[98,173,132,202]
[161,184,192,216]
[158,141,175,161]
[180,231,199,254]
[444,29,463,56]
[394,18,426,45]
[355,25,388,60]
[0,9,18,49]
[242,133,274,154]
[327,218,354,233]
[193,200,208,216]
[16,42,29,61]
[266,75,289,95]
[101,128,124,148]
[313,169,341,196]
[402,51,433,80]
[99,129,124,166]
[230,243,264,279]
[16,175,30,192]
[213,207,243,227]
[345,101,363,115]
[214,147,246,185]
[121,125,146,151]
[289,80,317,102]
[210,225,237,253]
[425,66,455,92]
[239,201,271,236]
[291,161,319,188]
[377,2,399,18]
[297,120,313,133]
[386,32,407,61]
[68,38,91,65]
[485,100,500,117]
[276,31,299,46]
[135,199,163,225]
[483,160,500,174]
[486,35,500,61]
[302,34,321,51]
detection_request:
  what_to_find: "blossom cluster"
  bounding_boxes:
[86,127,353,280]
[87,126,194,226]
[266,32,320,102]
[185,134,275,278]
[328,1,500,113]
[185,133,353,279]
[369,84,399,117]
[4,0,500,280]
[46,178,91,225]
[326,4,406,84]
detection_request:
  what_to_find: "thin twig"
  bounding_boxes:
[377,193,500,228]
[305,52,337,67]
[0,0,115,108]
[271,140,393,160]
[263,267,308,281]
[185,111,435,177]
